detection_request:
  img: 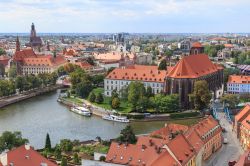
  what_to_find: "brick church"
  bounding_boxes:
[165,43,224,108]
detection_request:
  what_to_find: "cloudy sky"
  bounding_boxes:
[0,0,249,33]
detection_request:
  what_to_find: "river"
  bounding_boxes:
[0,90,167,149]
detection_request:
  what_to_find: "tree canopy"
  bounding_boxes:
[189,80,212,110]
[116,125,137,144]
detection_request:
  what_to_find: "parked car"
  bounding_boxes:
[224,138,228,144]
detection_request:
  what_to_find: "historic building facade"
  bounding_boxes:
[165,54,224,108]
[104,65,166,96]
[227,75,250,94]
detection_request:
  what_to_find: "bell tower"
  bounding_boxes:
[30,23,36,38]
[16,36,20,51]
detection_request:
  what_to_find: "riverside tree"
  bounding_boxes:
[117,125,137,144]
[189,80,212,110]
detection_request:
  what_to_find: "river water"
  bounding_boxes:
[0,90,166,149]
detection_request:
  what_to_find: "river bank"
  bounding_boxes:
[58,96,202,122]
[0,84,63,108]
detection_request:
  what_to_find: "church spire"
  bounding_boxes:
[30,23,36,37]
[16,36,20,51]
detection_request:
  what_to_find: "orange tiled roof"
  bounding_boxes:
[184,127,204,152]
[166,134,196,165]
[235,105,250,123]
[105,141,168,166]
[241,114,250,130]
[210,37,228,41]
[14,49,36,61]
[194,116,220,138]
[106,65,167,83]
[228,75,250,84]
[191,42,203,48]
[150,124,189,141]
[224,44,234,48]
[0,145,57,166]
[75,61,93,69]
[23,55,66,67]
[167,54,222,78]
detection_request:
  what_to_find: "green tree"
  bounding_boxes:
[73,153,80,165]
[221,94,240,109]
[117,125,137,144]
[145,86,154,97]
[88,91,96,102]
[0,48,6,55]
[60,139,73,152]
[128,82,146,111]
[0,131,29,152]
[75,81,93,98]
[111,97,120,109]
[9,65,17,78]
[151,94,179,113]
[189,80,212,110]
[0,63,5,77]
[95,93,104,104]
[54,145,62,160]
[45,133,51,151]
[158,59,167,70]
[61,157,68,166]
[15,76,26,92]
[57,66,67,76]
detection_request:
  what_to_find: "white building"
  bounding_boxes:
[227,75,250,94]
[104,65,167,96]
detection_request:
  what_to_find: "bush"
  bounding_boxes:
[88,92,96,102]
[99,156,106,161]
[95,93,104,104]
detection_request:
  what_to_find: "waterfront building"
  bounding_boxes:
[227,75,250,94]
[165,54,224,108]
[104,65,167,96]
[13,49,66,75]
[234,105,250,150]
[0,144,58,166]
[105,116,222,166]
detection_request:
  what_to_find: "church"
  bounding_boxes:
[25,23,43,49]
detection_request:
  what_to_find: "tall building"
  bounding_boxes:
[16,36,20,51]
[165,54,224,108]
[25,23,42,49]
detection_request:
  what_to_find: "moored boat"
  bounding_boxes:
[102,114,129,123]
[70,106,92,117]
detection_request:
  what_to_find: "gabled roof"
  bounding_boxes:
[228,75,250,84]
[106,65,167,83]
[0,145,57,166]
[166,134,196,165]
[191,42,203,48]
[194,116,220,138]
[23,55,66,67]
[184,127,204,152]
[14,49,36,61]
[167,54,222,78]
[235,104,250,123]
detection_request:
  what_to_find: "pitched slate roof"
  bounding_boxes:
[167,54,222,78]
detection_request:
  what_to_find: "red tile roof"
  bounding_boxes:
[184,127,204,152]
[0,55,10,66]
[191,42,203,48]
[23,55,66,67]
[228,75,250,84]
[106,65,167,83]
[150,124,189,141]
[14,49,36,61]
[75,61,93,70]
[166,134,196,165]
[167,54,222,78]
[0,145,57,166]
[224,44,234,48]
[194,116,220,140]
[235,105,250,122]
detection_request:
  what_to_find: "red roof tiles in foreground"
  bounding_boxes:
[23,55,66,67]
[166,134,196,165]
[106,65,167,83]
[235,105,250,123]
[167,54,222,78]
[0,145,57,166]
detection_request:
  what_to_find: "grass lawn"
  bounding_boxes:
[168,118,200,126]
[90,88,132,113]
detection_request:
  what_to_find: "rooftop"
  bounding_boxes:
[228,75,250,84]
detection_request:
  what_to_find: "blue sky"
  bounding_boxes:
[0,0,250,33]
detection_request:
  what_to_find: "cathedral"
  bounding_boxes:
[25,23,43,49]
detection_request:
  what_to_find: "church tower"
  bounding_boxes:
[16,36,20,51]
[30,23,37,38]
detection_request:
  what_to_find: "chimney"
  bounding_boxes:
[25,144,30,150]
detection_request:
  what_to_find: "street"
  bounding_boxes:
[204,111,244,166]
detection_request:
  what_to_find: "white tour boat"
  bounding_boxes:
[102,114,129,123]
[70,106,92,117]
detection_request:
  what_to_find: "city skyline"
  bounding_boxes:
[0,0,250,33]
